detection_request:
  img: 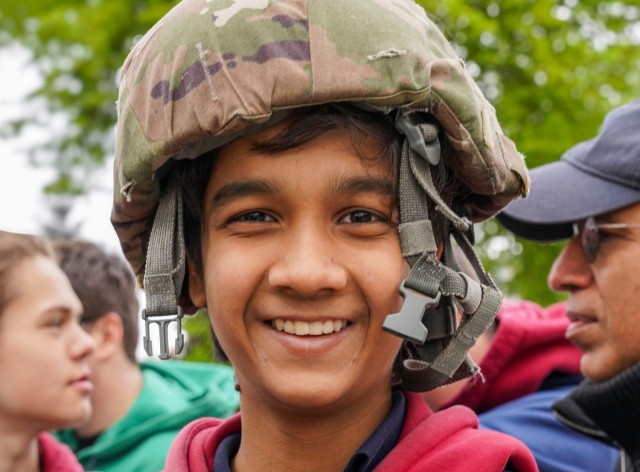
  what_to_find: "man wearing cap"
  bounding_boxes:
[498,99,640,472]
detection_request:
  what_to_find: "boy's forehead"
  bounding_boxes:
[212,115,391,165]
[205,127,395,198]
[221,112,389,148]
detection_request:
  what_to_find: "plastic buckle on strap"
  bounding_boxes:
[382,279,441,344]
[396,112,441,166]
[142,307,184,360]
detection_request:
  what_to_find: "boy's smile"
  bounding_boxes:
[188,122,407,413]
[271,318,347,335]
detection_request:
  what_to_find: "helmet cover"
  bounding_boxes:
[111,0,529,284]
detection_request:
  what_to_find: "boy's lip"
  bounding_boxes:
[259,309,357,326]
[69,372,93,394]
[256,312,358,353]
[268,323,351,355]
[269,318,351,336]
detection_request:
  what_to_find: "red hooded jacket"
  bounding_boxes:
[442,300,581,412]
[165,392,537,471]
[38,432,83,472]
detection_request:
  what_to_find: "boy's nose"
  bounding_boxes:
[548,237,593,294]
[70,322,97,359]
[267,228,348,296]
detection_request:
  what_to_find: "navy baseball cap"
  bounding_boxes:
[497,99,640,241]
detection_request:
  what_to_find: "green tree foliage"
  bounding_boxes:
[182,309,220,363]
[2,1,639,356]
[0,0,180,194]
[419,0,640,304]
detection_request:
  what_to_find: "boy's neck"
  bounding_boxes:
[0,428,39,472]
[233,387,394,472]
[75,355,143,438]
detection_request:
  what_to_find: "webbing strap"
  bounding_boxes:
[434,284,502,375]
[142,179,186,359]
[398,221,437,257]
[452,228,500,290]
[382,134,442,343]
[457,272,482,314]
[409,149,470,233]
[400,239,503,390]
[397,138,434,268]
[386,110,504,391]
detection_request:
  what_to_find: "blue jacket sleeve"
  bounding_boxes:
[479,385,619,472]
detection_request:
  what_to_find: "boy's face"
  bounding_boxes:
[189,122,407,412]
[0,255,94,431]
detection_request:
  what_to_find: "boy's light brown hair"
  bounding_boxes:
[55,240,140,362]
[0,230,56,314]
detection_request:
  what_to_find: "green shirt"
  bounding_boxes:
[55,360,239,472]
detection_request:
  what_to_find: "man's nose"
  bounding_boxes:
[548,237,593,293]
[267,226,348,296]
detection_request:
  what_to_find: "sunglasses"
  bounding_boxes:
[572,216,640,262]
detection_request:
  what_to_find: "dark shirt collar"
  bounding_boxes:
[214,390,406,472]
[344,389,406,471]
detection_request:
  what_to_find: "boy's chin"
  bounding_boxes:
[251,371,385,414]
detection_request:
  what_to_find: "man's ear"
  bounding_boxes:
[187,257,207,308]
[87,312,125,362]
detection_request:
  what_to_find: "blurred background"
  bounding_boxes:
[1,0,639,360]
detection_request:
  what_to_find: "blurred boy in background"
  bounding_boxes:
[53,239,239,472]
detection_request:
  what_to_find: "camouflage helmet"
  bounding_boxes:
[112,0,529,390]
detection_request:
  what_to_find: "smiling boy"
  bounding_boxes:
[187,117,405,415]
[111,1,537,470]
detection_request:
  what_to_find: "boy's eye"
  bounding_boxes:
[47,316,65,329]
[231,211,276,223]
[339,210,383,224]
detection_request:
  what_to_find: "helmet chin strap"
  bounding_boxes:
[382,110,503,392]
[142,178,186,360]
[141,108,504,387]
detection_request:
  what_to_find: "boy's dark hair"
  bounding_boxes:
[175,104,461,378]
[55,239,139,362]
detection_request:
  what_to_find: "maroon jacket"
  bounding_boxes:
[38,432,83,472]
[441,300,581,413]
[165,392,537,471]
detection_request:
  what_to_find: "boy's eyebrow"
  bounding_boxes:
[333,175,394,197]
[210,175,394,209]
[40,306,74,319]
[211,180,278,208]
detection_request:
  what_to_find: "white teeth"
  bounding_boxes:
[309,321,323,335]
[322,320,334,334]
[271,319,347,336]
[294,321,309,335]
[284,320,295,334]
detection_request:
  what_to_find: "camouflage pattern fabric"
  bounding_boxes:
[112,0,529,285]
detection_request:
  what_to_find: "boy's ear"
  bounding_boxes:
[187,257,207,308]
[87,312,125,362]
